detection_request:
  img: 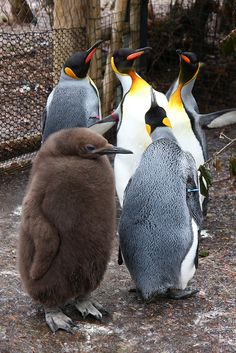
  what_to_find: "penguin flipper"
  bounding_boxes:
[199,108,236,128]
[185,153,203,228]
[29,212,60,280]
[89,112,119,135]
[41,107,47,137]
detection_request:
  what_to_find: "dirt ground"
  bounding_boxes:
[0,125,235,353]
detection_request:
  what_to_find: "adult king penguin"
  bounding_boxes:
[166,49,236,165]
[112,47,168,206]
[166,50,236,213]
[18,127,132,333]
[42,40,103,142]
[166,49,236,129]
[119,91,203,301]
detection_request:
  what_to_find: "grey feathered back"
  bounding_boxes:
[42,71,100,142]
[119,138,202,299]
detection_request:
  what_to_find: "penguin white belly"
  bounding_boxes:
[153,90,168,112]
[167,106,205,168]
[115,93,152,206]
[179,219,199,289]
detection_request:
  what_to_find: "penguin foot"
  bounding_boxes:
[167,288,199,300]
[45,307,78,333]
[74,298,105,320]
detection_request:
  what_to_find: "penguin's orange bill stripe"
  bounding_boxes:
[64,67,77,79]
[162,117,172,127]
[127,51,144,60]
[85,48,97,63]
[181,54,191,64]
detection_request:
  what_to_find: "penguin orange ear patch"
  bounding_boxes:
[181,54,191,64]
[145,124,151,135]
[162,117,172,128]
[64,67,77,79]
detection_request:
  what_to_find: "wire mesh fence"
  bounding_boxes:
[0,0,235,174]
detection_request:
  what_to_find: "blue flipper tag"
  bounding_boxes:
[187,188,199,193]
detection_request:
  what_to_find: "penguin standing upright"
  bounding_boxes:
[18,127,132,333]
[111,47,168,206]
[42,40,103,142]
[119,93,203,301]
[166,49,236,162]
[166,49,236,213]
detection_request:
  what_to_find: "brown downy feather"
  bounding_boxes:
[18,128,116,307]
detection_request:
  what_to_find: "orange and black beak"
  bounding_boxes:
[176,49,191,64]
[85,39,103,63]
[127,46,152,61]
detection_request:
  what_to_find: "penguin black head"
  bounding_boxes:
[46,128,132,159]
[63,40,103,79]
[176,49,200,85]
[111,47,152,75]
[145,89,171,135]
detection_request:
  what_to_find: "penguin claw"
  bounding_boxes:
[167,288,199,300]
[45,307,78,333]
[74,299,104,320]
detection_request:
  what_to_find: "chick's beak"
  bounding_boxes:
[92,145,133,155]
[85,39,103,63]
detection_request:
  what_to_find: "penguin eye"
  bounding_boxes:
[84,144,96,152]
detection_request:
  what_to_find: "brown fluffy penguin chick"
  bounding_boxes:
[18,127,132,333]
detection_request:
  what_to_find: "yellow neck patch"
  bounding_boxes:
[64,67,78,79]
[111,57,128,76]
[129,71,149,94]
[169,84,183,109]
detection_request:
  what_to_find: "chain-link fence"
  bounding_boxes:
[0,0,235,174]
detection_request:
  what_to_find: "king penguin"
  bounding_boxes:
[166,49,236,212]
[42,40,103,142]
[112,47,168,206]
[18,127,132,333]
[119,91,203,301]
[166,49,236,147]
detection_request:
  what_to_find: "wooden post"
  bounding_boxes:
[87,1,103,96]
[129,0,140,49]
[103,0,129,115]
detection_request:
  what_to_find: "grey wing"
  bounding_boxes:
[41,107,47,136]
[199,108,236,128]
[185,152,203,228]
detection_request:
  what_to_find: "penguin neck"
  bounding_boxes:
[60,69,89,82]
[169,83,184,109]
[128,70,150,94]
[151,127,177,143]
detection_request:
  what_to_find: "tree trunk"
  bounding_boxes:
[9,0,35,24]
[103,0,129,115]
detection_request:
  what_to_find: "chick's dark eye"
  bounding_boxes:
[85,144,96,152]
